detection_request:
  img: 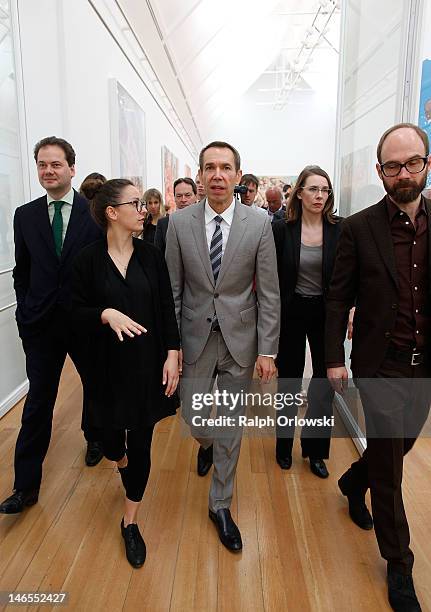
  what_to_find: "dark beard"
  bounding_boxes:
[383,173,428,204]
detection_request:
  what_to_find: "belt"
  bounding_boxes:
[386,346,426,366]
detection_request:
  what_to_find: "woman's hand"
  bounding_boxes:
[163,350,179,397]
[101,308,147,342]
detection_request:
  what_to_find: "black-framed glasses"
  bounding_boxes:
[301,186,332,196]
[111,199,146,212]
[380,157,428,177]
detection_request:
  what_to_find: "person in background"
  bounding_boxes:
[266,187,285,222]
[282,183,292,203]
[141,188,165,244]
[71,178,180,568]
[155,178,197,254]
[273,165,342,478]
[239,173,266,216]
[195,173,206,200]
[0,136,103,517]
[79,173,107,201]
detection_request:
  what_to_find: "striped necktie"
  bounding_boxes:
[52,201,65,258]
[209,215,223,281]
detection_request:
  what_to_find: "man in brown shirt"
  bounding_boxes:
[326,123,431,612]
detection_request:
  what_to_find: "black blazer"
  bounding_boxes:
[154,215,169,254]
[325,196,431,377]
[13,190,102,331]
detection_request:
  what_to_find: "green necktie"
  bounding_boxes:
[52,201,65,258]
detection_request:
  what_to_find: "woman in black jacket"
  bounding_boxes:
[272,166,342,478]
[71,179,179,568]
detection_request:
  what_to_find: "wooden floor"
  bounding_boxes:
[1,360,431,611]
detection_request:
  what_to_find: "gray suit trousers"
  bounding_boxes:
[181,330,254,512]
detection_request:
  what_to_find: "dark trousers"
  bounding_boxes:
[102,426,155,503]
[14,307,100,491]
[276,294,334,459]
[343,357,431,574]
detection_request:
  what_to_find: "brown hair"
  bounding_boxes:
[143,188,165,228]
[377,123,429,163]
[286,165,337,224]
[90,178,134,231]
[240,173,259,190]
[34,136,76,167]
[79,173,107,200]
[199,141,241,172]
[174,177,197,195]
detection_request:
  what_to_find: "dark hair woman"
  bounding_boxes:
[141,188,165,244]
[71,178,180,568]
[79,172,107,201]
[272,165,342,478]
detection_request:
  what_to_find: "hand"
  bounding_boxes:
[101,308,147,342]
[327,366,348,394]
[178,349,183,375]
[255,356,277,383]
[163,350,179,396]
[347,306,355,340]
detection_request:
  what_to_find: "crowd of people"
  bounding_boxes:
[0,123,430,611]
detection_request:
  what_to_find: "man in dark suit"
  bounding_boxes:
[154,177,197,254]
[326,123,431,612]
[0,136,103,515]
[265,187,285,221]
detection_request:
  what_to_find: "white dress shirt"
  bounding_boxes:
[204,198,236,255]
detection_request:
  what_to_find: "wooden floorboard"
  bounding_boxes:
[0,358,430,611]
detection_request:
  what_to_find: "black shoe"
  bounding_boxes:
[387,569,421,611]
[0,489,39,514]
[276,455,292,470]
[197,445,213,476]
[209,508,242,552]
[309,458,329,479]
[85,441,104,467]
[338,472,373,530]
[121,519,146,568]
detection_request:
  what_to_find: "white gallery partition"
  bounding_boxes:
[333,0,427,448]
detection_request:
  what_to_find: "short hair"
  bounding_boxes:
[377,123,429,163]
[240,173,259,190]
[174,177,197,196]
[34,136,76,167]
[91,178,134,231]
[287,165,337,224]
[79,173,107,201]
[282,183,292,192]
[199,141,241,172]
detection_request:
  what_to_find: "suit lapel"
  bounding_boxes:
[191,200,214,286]
[322,219,337,287]
[366,199,398,289]
[61,191,87,263]
[216,202,247,288]
[32,196,57,258]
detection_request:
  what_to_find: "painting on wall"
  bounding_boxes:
[109,79,146,193]
[184,164,191,178]
[162,146,179,212]
[256,175,297,207]
[418,58,431,192]
[339,146,381,216]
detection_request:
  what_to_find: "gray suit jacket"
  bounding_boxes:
[166,199,280,367]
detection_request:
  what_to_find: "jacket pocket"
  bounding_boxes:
[240,304,257,322]
[182,304,194,320]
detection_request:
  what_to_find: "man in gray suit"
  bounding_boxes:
[166,141,280,551]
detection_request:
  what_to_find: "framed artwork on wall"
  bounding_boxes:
[162,146,179,212]
[109,79,147,193]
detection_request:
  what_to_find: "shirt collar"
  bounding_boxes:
[386,194,427,223]
[47,188,74,206]
[204,198,236,226]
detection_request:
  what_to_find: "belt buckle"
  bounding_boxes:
[411,351,421,366]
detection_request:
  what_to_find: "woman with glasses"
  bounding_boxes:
[141,188,165,244]
[71,179,180,568]
[272,166,342,478]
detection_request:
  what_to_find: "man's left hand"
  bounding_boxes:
[255,356,277,383]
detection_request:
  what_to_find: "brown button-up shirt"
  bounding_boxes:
[387,196,430,350]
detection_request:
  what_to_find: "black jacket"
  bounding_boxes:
[13,190,102,332]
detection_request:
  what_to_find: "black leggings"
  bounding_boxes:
[102,426,155,502]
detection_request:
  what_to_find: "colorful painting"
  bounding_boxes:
[162,146,179,212]
[256,175,297,207]
[418,59,431,190]
[109,80,146,193]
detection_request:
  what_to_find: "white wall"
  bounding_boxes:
[0,0,198,417]
[205,88,337,179]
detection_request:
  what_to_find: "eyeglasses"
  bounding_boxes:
[301,186,332,196]
[380,157,428,177]
[111,199,146,212]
